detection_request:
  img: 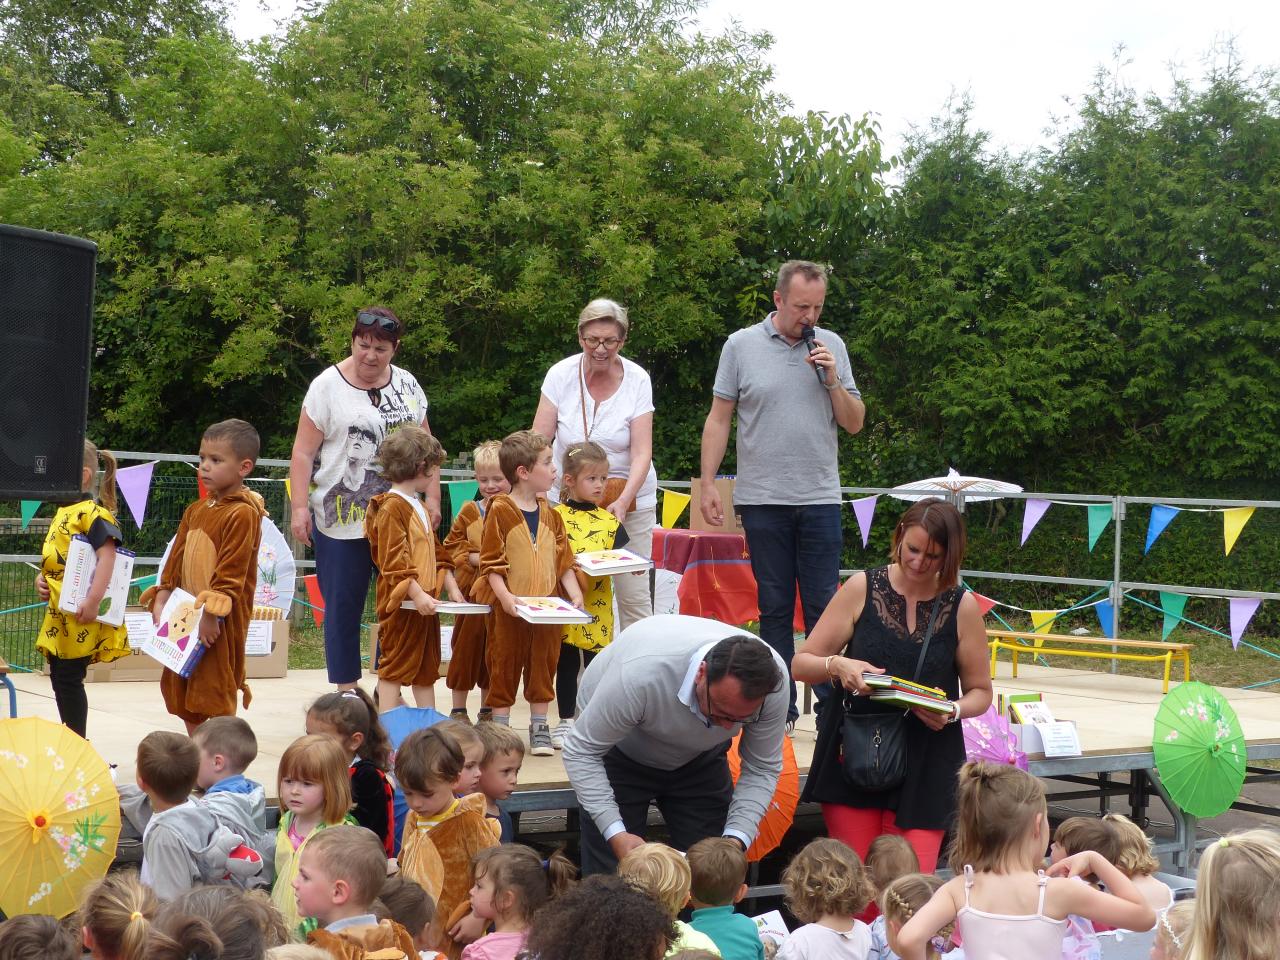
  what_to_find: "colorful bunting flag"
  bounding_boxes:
[969,592,998,618]
[445,481,479,523]
[197,475,209,500]
[284,478,292,501]
[1095,599,1115,639]
[1086,503,1113,551]
[1229,598,1261,650]
[1144,504,1179,554]
[1030,610,1058,647]
[661,489,691,529]
[1222,507,1255,556]
[20,500,40,531]
[1021,499,1051,546]
[849,495,878,547]
[116,461,156,529]
[302,574,325,627]
[1159,591,1188,641]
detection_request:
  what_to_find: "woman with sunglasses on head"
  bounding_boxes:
[532,298,658,633]
[290,306,435,690]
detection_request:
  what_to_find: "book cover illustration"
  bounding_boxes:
[57,535,136,627]
[141,588,207,678]
[513,596,592,625]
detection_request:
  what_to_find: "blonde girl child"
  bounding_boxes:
[1183,829,1280,960]
[779,838,874,960]
[552,441,630,748]
[79,870,218,960]
[896,763,1155,960]
[863,833,920,923]
[463,844,577,960]
[271,734,356,934]
[306,688,395,857]
[1152,901,1193,960]
[33,438,129,738]
[875,874,953,960]
[1102,813,1174,913]
[364,424,465,712]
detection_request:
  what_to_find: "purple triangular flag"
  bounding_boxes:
[1229,598,1261,650]
[1021,499,1051,546]
[1144,504,1179,554]
[850,495,878,548]
[117,461,156,528]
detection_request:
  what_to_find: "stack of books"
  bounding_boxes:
[861,673,954,714]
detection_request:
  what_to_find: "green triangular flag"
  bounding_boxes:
[1160,591,1188,641]
[446,481,479,523]
[1087,503,1113,552]
[20,500,40,531]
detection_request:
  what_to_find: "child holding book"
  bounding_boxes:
[33,438,129,738]
[473,430,582,756]
[142,419,265,734]
[445,440,508,723]
[364,425,464,712]
[551,441,630,749]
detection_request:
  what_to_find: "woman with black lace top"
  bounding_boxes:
[793,497,991,873]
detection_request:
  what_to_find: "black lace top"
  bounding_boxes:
[802,566,966,830]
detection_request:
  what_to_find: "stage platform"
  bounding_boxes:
[6,662,1279,868]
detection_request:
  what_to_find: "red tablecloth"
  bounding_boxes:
[653,528,760,626]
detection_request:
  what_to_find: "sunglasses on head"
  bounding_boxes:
[356,311,401,334]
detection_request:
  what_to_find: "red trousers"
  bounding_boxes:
[821,803,945,874]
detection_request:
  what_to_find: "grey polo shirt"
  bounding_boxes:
[712,314,859,505]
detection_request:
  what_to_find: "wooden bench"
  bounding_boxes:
[0,656,15,718]
[987,629,1192,694]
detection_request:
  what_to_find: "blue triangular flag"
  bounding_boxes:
[1143,504,1180,554]
[1095,599,1115,639]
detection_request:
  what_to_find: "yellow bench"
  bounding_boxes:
[987,629,1192,694]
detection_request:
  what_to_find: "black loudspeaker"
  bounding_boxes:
[0,224,97,500]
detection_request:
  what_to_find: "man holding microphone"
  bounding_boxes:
[699,260,865,730]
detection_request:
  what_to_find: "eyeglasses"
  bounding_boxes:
[356,311,401,334]
[581,335,623,349]
[701,676,764,729]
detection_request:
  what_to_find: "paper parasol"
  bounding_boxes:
[890,467,1023,504]
[0,717,121,917]
[727,731,799,861]
[157,515,296,617]
[1152,681,1246,819]
[962,705,1028,771]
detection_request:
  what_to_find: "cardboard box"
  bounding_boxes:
[689,477,744,535]
[246,620,290,679]
[84,609,289,682]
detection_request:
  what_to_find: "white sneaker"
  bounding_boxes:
[552,718,574,749]
[529,721,554,757]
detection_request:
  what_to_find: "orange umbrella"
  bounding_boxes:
[726,731,799,861]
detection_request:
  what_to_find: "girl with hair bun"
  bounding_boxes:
[79,870,220,960]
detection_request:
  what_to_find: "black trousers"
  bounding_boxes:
[555,643,597,719]
[579,743,734,876]
[49,654,90,738]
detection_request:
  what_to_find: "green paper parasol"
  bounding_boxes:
[1152,681,1246,819]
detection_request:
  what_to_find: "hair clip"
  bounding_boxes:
[129,911,144,922]
[540,858,550,870]
[929,935,950,954]
[340,690,361,699]
[1218,837,1230,848]
[1158,911,1183,949]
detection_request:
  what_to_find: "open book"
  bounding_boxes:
[574,548,652,576]
[513,596,592,624]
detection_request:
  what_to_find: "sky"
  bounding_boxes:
[228,0,1279,160]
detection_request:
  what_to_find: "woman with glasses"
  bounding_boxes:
[532,298,658,637]
[289,306,435,689]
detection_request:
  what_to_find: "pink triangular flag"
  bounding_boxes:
[116,461,156,528]
[1229,598,1261,650]
[1021,499,1051,546]
[970,592,998,617]
[850,495,878,547]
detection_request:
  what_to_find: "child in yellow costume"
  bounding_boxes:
[551,442,628,749]
[472,431,583,757]
[34,438,131,738]
[445,440,509,723]
[142,420,265,734]
[395,726,500,960]
[364,425,464,713]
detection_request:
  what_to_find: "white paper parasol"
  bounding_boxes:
[156,516,296,617]
[889,467,1023,504]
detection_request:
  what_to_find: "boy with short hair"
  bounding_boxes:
[445,440,508,723]
[135,730,262,899]
[618,842,722,958]
[142,418,266,734]
[473,430,583,755]
[687,837,764,960]
[193,715,274,873]
[296,824,418,959]
[475,720,526,842]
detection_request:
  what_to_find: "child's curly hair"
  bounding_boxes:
[1102,813,1160,876]
[524,875,674,960]
[781,838,872,922]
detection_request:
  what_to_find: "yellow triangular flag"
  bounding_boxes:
[1030,610,1058,647]
[661,489,691,529]
[1223,506,1254,555]
[284,478,292,501]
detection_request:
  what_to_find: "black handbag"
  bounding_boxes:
[839,594,944,792]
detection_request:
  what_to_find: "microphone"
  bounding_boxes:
[800,326,828,386]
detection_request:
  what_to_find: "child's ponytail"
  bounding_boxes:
[79,870,159,960]
[948,762,1046,874]
[83,438,118,515]
[308,688,392,770]
[545,846,578,899]
[473,843,579,924]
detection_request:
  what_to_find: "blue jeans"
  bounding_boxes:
[312,524,375,685]
[738,503,843,722]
